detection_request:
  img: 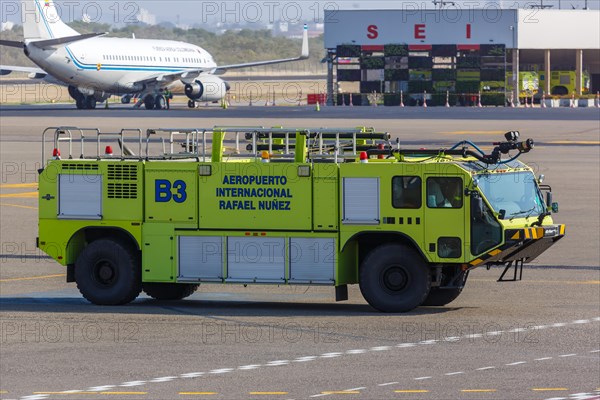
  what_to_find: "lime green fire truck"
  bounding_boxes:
[37,126,565,312]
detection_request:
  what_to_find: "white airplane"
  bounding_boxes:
[0,0,309,109]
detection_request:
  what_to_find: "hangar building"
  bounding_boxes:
[323,9,600,106]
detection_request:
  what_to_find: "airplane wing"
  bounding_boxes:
[131,69,213,89]
[0,40,23,48]
[213,25,309,75]
[0,64,66,85]
[0,65,47,78]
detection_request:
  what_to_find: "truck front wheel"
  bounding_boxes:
[75,239,141,305]
[421,287,462,306]
[359,244,430,312]
[142,283,199,300]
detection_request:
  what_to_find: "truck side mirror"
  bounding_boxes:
[552,202,559,213]
[471,193,484,219]
[546,191,553,208]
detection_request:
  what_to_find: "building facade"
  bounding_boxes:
[324,9,600,105]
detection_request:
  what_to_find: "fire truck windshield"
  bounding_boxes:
[477,171,545,219]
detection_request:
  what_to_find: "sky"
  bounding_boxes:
[0,0,598,27]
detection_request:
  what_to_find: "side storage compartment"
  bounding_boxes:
[313,164,339,231]
[175,233,338,285]
[178,236,224,282]
[142,223,175,282]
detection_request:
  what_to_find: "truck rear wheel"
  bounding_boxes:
[142,283,199,300]
[75,239,141,305]
[359,244,430,313]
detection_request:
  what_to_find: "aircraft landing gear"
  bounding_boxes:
[75,96,97,109]
[144,94,155,110]
[143,94,166,110]
[188,100,196,109]
[85,96,97,109]
[155,95,166,110]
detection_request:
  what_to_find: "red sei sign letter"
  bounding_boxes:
[367,25,378,39]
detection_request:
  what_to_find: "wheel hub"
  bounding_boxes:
[383,266,408,292]
[94,260,116,285]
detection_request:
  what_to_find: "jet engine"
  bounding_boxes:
[184,75,229,102]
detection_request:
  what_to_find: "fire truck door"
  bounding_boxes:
[423,175,466,263]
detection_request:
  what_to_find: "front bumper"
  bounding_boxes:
[470,224,565,267]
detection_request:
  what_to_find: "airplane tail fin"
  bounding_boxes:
[22,0,79,41]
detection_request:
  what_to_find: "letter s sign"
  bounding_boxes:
[367,25,378,39]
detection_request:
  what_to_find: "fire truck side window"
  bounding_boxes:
[427,177,463,208]
[392,176,422,209]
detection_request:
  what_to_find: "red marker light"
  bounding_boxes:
[105,146,113,156]
[52,148,60,158]
[377,143,385,159]
[360,151,368,163]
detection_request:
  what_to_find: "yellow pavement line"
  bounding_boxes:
[531,388,569,391]
[0,183,38,189]
[548,140,600,145]
[0,274,65,282]
[461,389,497,393]
[441,130,504,135]
[0,391,8,394]
[0,191,38,198]
[394,389,430,393]
[0,203,38,210]
[249,392,289,395]
[179,392,218,395]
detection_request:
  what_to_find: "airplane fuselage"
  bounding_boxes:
[27,37,218,94]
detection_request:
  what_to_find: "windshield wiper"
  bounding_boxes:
[510,206,536,221]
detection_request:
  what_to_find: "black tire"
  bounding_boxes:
[76,97,86,109]
[188,99,196,108]
[552,86,568,96]
[155,95,166,110]
[121,95,131,104]
[144,95,155,110]
[143,283,199,300]
[75,239,141,305]
[85,96,97,109]
[359,244,430,313]
[421,287,462,307]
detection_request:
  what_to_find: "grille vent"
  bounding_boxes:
[107,165,137,181]
[61,163,99,171]
[107,183,137,199]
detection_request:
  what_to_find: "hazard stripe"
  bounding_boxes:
[489,249,502,256]
[535,228,544,239]
[560,225,565,235]
[511,231,520,240]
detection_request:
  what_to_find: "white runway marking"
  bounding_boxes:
[26,316,599,400]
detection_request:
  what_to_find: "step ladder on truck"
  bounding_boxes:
[37,126,565,312]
